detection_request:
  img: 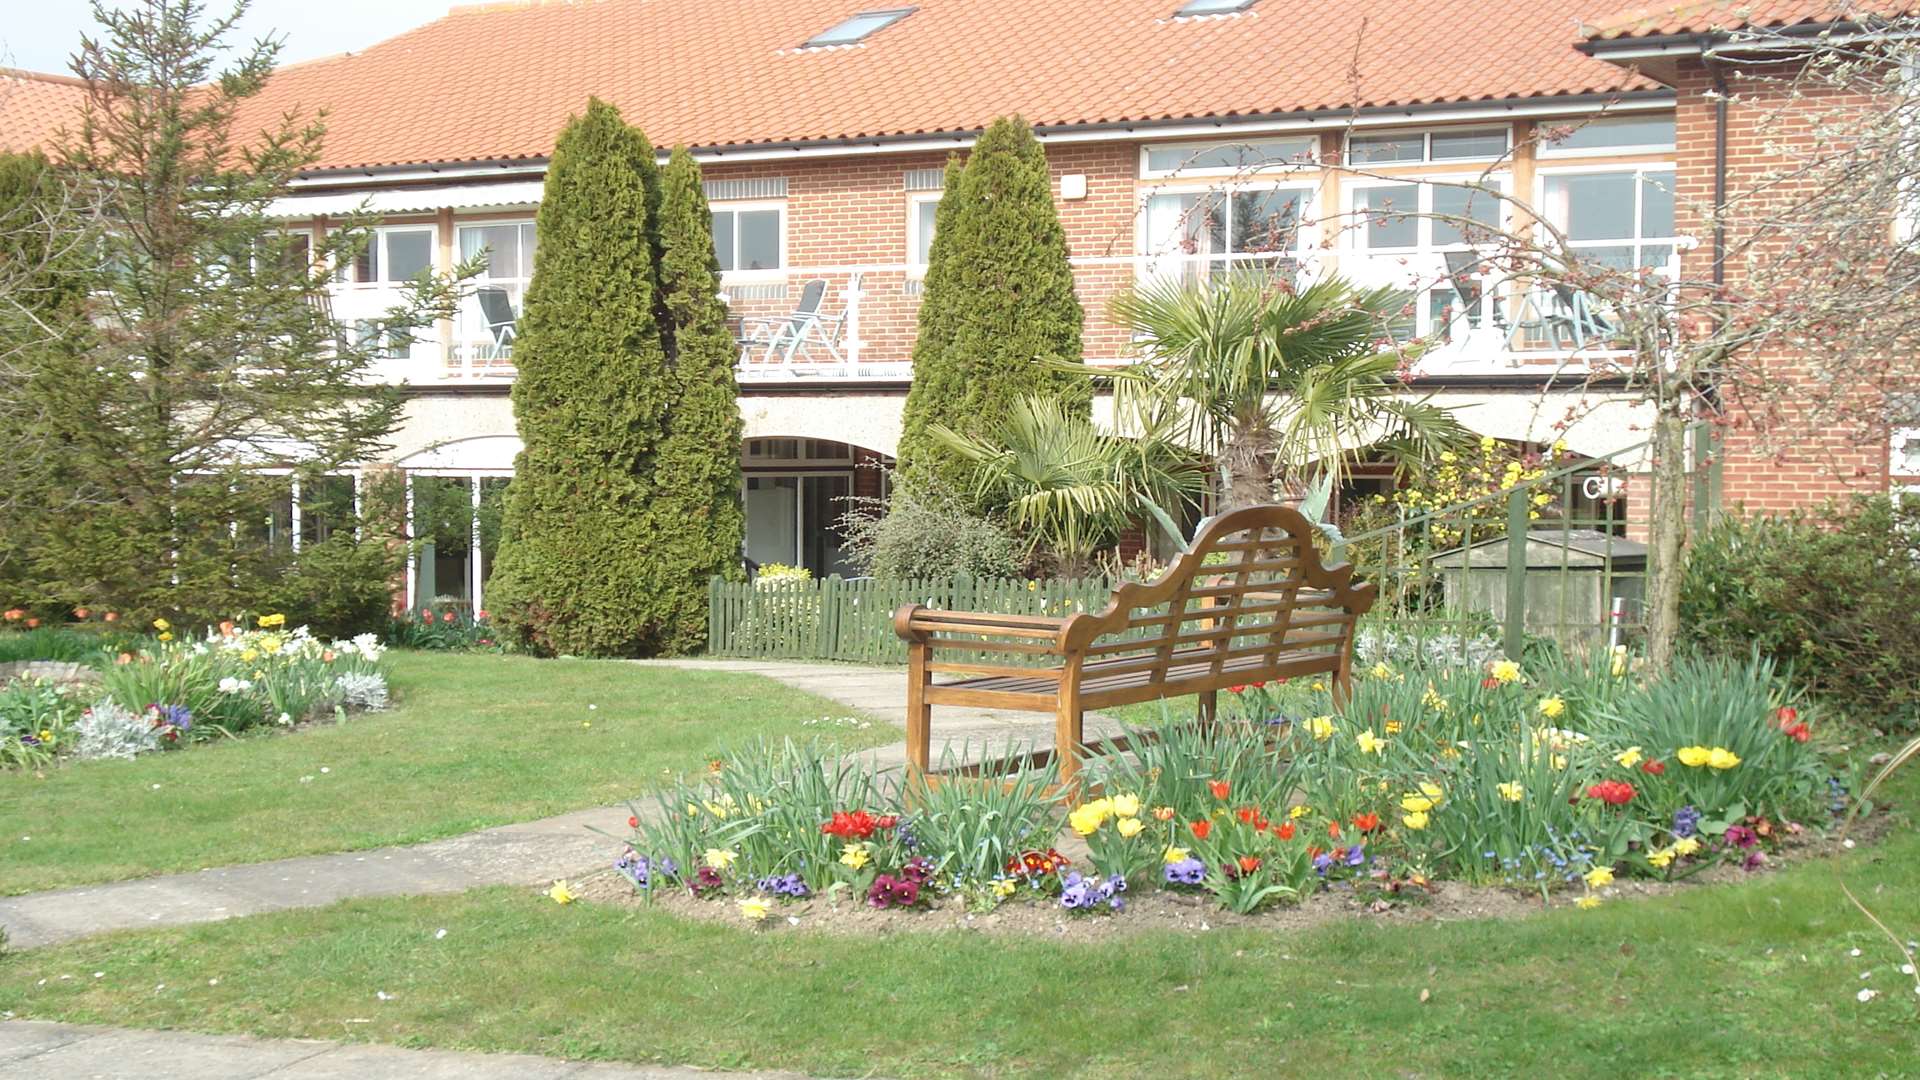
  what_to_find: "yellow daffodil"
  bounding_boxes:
[1677,746,1712,767]
[1400,783,1444,813]
[1537,696,1566,720]
[1402,810,1429,830]
[1385,720,1404,734]
[1111,793,1141,818]
[1164,846,1191,864]
[1671,836,1702,857]
[838,843,870,869]
[547,880,576,904]
[1307,715,1335,740]
[1311,680,1326,693]
[1356,730,1386,755]
[241,648,258,662]
[991,879,1017,899]
[1370,661,1394,680]
[1707,747,1742,770]
[738,896,771,921]
[1576,895,1602,910]
[1440,746,1461,759]
[1488,659,1522,685]
[1614,746,1644,768]
[157,632,173,642]
[704,848,738,870]
[1551,754,1569,771]
[1647,847,1675,868]
[1117,816,1145,839]
[258,613,286,628]
[1610,645,1630,677]
[1497,781,1525,802]
[1289,804,1312,820]
[152,617,171,632]
[1421,685,1448,712]
[1584,866,1615,888]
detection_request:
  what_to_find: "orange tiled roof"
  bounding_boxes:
[222,0,1659,173]
[1582,1,1918,40]
[0,68,88,156]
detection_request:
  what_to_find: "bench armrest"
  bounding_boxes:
[892,604,1073,655]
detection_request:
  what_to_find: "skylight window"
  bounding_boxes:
[804,8,914,47]
[1175,0,1257,15]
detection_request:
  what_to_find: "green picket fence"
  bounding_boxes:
[706,574,1121,663]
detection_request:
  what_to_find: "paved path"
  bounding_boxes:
[0,1020,821,1079]
[0,659,1117,950]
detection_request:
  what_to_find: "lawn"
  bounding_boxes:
[0,653,889,895]
[2,769,1913,1078]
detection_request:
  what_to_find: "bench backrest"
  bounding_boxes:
[1061,504,1376,686]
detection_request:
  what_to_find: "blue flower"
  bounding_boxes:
[615,851,652,890]
[1059,872,1096,910]
[1672,805,1702,839]
[1164,858,1207,885]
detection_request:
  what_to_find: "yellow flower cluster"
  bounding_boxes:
[1069,793,1143,837]
[1307,715,1336,740]
[1537,696,1566,720]
[1488,659,1523,685]
[1646,835,1703,868]
[1355,730,1387,755]
[1392,438,1564,544]
[1677,746,1741,770]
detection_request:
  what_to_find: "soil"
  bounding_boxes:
[564,805,1899,941]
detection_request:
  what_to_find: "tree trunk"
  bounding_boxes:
[1644,404,1689,673]
[1220,422,1275,509]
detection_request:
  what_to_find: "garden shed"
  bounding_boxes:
[1429,529,1646,645]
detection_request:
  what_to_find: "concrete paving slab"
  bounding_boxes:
[3,1024,329,1079]
[262,1041,585,1079]
[0,1020,98,1066]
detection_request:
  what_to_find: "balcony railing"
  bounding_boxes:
[336,252,1668,386]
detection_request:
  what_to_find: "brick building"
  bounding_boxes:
[4,0,1914,611]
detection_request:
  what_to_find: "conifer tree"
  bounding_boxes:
[648,146,746,653]
[487,99,673,655]
[896,116,1089,496]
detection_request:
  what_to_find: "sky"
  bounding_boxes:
[3,0,452,75]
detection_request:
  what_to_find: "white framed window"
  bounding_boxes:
[1345,175,1510,339]
[332,224,435,286]
[711,201,785,277]
[1537,114,1677,158]
[1538,165,1678,273]
[1346,126,1510,166]
[455,220,536,366]
[907,192,941,272]
[1894,425,1920,478]
[1140,136,1317,179]
[1139,182,1316,285]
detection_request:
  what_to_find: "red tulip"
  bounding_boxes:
[1236,855,1262,874]
[1641,760,1667,776]
[1207,779,1231,800]
[1585,780,1636,806]
[2,609,21,621]
[1276,821,1296,841]
[1352,812,1381,833]
[72,607,91,619]
[1188,820,1212,840]
[24,618,39,629]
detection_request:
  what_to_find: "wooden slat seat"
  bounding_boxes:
[894,504,1376,781]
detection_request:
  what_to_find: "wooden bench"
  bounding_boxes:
[892,504,1377,782]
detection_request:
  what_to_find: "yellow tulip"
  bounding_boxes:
[1163,846,1190,864]
[1111,793,1141,818]
[1707,747,1741,770]
[1401,810,1429,830]
[1677,746,1712,767]
[1116,817,1145,839]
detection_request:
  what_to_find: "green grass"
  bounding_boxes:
[0,653,889,895]
[3,773,1913,1078]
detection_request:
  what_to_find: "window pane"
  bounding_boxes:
[711,211,736,272]
[1575,245,1637,271]
[1349,133,1424,164]
[459,225,520,280]
[1637,244,1674,270]
[385,230,433,281]
[518,223,538,278]
[302,475,356,544]
[1639,171,1675,237]
[1230,189,1299,253]
[912,199,939,263]
[1145,137,1314,173]
[1359,184,1418,248]
[1430,127,1509,160]
[1431,184,1500,246]
[737,210,780,270]
[1546,173,1636,241]
[1548,114,1676,153]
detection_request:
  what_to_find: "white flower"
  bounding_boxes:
[1857,988,1878,1002]
[276,712,292,726]
[218,677,244,694]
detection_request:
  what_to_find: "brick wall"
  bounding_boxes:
[1669,58,1897,512]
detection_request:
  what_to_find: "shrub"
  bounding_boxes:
[0,678,84,768]
[895,117,1089,497]
[70,699,159,761]
[486,100,674,657]
[1680,496,1920,729]
[838,483,1025,580]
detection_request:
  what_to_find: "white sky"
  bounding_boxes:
[3,0,451,75]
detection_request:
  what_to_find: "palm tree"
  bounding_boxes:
[931,395,1204,573]
[1110,270,1468,508]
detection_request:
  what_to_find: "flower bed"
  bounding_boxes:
[0,613,391,767]
[588,651,1849,924]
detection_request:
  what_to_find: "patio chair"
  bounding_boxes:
[738,276,857,365]
[474,285,518,360]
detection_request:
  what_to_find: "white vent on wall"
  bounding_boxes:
[703,177,789,201]
[903,168,946,192]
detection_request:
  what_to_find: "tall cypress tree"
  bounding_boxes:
[895,116,1089,496]
[649,146,746,654]
[487,99,672,656]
